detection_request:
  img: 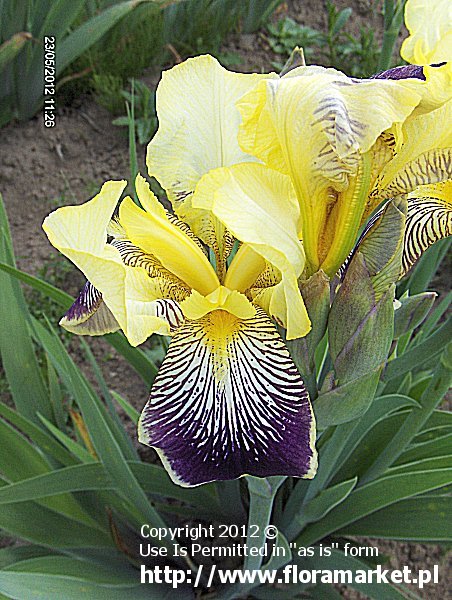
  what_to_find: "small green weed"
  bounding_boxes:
[266,2,380,78]
[112,80,157,145]
[93,73,125,115]
[267,17,323,66]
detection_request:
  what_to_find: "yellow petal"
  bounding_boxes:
[146,55,276,277]
[401,0,452,65]
[43,181,171,346]
[180,286,255,321]
[237,66,424,271]
[147,54,276,208]
[194,163,311,338]
[224,243,266,293]
[119,179,219,296]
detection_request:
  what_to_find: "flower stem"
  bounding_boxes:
[244,476,284,571]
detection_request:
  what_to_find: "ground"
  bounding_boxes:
[0,1,449,598]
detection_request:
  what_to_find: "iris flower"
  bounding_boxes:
[43,57,316,488]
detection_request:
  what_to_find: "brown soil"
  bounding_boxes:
[0,1,450,598]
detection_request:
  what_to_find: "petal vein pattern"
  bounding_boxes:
[138,308,317,487]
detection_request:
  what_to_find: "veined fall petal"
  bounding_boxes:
[138,308,317,487]
[60,281,119,336]
[367,99,452,213]
[402,182,452,275]
[43,181,175,346]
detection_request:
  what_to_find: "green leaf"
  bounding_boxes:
[0,492,113,548]
[306,584,343,599]
[30,318,171,542]
[0,418,95,525]
[0,207,52,423]
[386,455,452,475]
[296,469,452,547]
[46,356,67,431]
[0,572,185,600]
[0,261,72,305]
[417,291,451,341]
[399,237,451,296]
[57,1,158,75]
[0,546,54,569]
[0,32,32,72]
[331,7,352,37]
[284,477,358,540]
[3,555,136,584]
[38,415,96,463]
[0,400,76,467]
[111,390,140,423]
[339,496,452,541]
[382,318,451,382]
[393,292,436,339]
[285,416,365,522]
[396,433,452,465]
[364,344,452,483]
[331,395,420,484]
[0,462,218,510]
[79,339,138,461]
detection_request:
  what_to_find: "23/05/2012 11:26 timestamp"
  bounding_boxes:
[43,36,56,128]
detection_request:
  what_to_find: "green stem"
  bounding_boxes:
[216,480,246,523]
[361,342,452,484]
[244,477,284,571]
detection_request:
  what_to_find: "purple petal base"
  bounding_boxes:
[372,62,446,81]
[61,280,119,335]
[65,281,102,321]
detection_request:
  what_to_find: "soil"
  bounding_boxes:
[0,1,449,598]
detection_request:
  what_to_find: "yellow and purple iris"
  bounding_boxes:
[43,0,451,487]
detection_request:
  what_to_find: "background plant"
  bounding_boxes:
[0,0,179,127]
